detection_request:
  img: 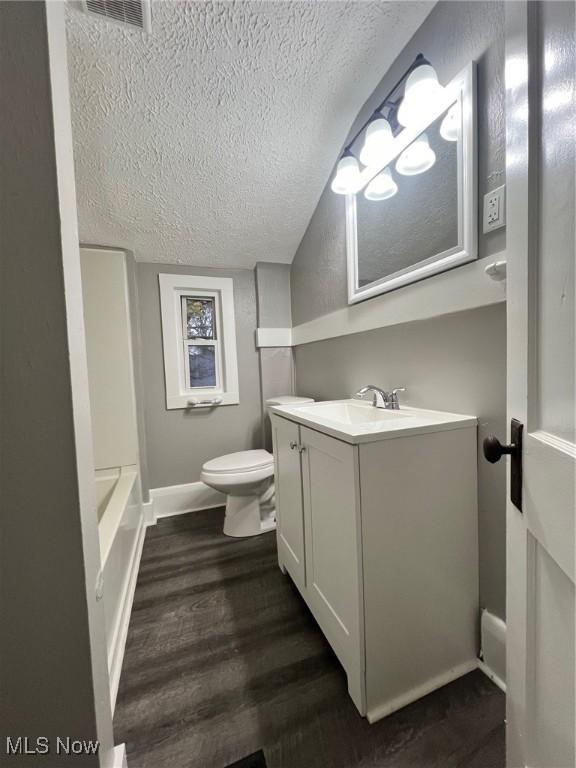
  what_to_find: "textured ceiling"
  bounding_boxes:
[66,1,433,267]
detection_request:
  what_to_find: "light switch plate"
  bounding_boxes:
[483,184,506,233]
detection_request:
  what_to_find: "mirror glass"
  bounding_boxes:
[346,64,476,304]
[356,104,459,288]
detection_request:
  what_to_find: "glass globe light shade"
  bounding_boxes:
[395,133,436,176]
[359,118,394,167]
[440,102,460,142]
[397,64,444,128]
[331,155,361,194]
[364,168,398,201]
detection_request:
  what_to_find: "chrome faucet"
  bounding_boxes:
[353,385,406,410]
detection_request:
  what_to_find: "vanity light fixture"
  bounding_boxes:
[364,168,398,201]
[395,133,436,175]
[397,64,445,128]
[440,102,460,141]
[331,54,445,195]
[359,118,394,168]
[331,153,361,195]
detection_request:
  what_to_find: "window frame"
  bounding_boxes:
[181,293,221,391]
[159,274,239,409]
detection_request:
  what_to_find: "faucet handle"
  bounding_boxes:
[388,387,406,410]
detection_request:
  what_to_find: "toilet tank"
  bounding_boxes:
[265,395,315,413]
[264,395,314,451]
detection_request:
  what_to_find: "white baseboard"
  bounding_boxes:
[477,659,506,693]
[142,498,156,527]
[367,659,478,723]
[479,609,507,692]
[109,518,146,713]
[150,481,226,520]
[112,743,128,768]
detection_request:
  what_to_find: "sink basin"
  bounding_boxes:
[269,399,477,444]
[296,401,412,425]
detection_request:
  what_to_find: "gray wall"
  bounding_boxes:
[0,2,113,761]
[255,263,295,449]
[255,262,293,328]
[136,263,262,489]
[294,305,507,621]
[292,0,505,326]
[290,1,507,621]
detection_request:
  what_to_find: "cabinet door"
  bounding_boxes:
[271,416,306,591]
[300,426,365,710]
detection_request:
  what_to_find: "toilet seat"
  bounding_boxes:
[201,450,274,492]
[202,449,273,475]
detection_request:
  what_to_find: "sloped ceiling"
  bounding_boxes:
[66,1,432,267]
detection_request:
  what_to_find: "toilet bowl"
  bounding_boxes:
[201,395,314,537]
[201,450,275,537]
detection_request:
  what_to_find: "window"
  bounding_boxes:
[182,296,217,389]
[159,274,239,409]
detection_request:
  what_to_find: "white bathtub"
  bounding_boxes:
[95,465,143,711]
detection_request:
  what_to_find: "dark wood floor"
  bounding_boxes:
[115,510,505,768]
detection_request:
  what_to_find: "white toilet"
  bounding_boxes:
[201,395,314,537]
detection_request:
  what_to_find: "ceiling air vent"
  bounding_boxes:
[83,0,152,32]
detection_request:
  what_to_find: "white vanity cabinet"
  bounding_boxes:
[271,406,478,723]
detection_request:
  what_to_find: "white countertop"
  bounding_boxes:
[269,399,477,445]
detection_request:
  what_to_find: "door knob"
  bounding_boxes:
[483,435,517,463]
[289,441,298,450]
[483,419,524,512]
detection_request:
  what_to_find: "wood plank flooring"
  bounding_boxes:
[114,510,505,768]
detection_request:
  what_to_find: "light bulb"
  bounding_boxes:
[331,155,361,194]
[364,168,398,201]
[440,102,460,141]
[397,64,444,128]
[359,118,394,168]
[395,133,436,175]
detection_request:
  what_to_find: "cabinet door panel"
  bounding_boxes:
[271,417,305,591]
[300,426,363,696]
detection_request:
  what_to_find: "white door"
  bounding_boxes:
[504,3,575,766]
[271,417,306,591]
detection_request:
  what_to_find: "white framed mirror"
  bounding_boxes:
[346,63,477,304]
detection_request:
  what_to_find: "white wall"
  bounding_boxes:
[81,247,139,470]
